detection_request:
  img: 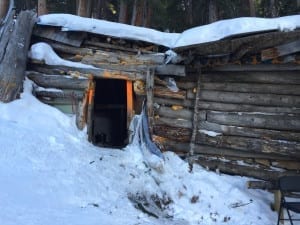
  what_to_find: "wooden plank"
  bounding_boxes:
[154,86,186,100]
[187,90,300,107]
[200,71,300,84]
[199,82,300,96]
[146,69,154,133]
[199,121,300,142]
[27,71,89,90]
[197,100,300,114]
[206,111,300,131]
[49,42,93,56]
[0,10,36,102]
[33,25,86,47]
[261,40,300,61]
[195,133,300,158]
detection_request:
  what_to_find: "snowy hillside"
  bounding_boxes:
[0,79,278,225]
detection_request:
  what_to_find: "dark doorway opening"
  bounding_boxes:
[91,79,127,148]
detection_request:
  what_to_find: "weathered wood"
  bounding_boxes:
[35,90,84,99]
[189,74,201,156]
[33,25,86,47]
[195,133,300,158]
[192,157,300,181]
[76,91,88,130]
[261,40,300,61]
[146,69,154,133]
[197,100,300,114]
[247,180,277,190]
[154,97,194,108]
[199,121,300,142]
[205,64,300,72]
[84,39,154,54]
[0,10,36,102]
[199,82,300,96]
[154,86,186,99]
[200,71,300,84]
[27,71,89,90]
[153,125,191,142]
[81,49,165,65]
[206,111,300,131]
[154,106,194,120]
[49,42,94,56]
[175,30,300,57]
[188,90,300,107]
[154,117,192,129]
[28,63,146,80]
[271,160,300,170]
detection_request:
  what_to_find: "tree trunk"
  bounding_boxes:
[208,0,217,23]
[77,0,91,17]
[118,0,128,23]
[0,0,9,20]
[0,10,36,102]
[269,0,277,17]
[38,0,48,16]
[131,0,137,25]
[249,0,255,16]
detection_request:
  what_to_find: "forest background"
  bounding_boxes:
[11,0,300,32]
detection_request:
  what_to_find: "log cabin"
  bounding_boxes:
[23,14,300,183]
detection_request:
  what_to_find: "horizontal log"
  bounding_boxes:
[247,181,277,190]
[199,121,300,142]
[81,49,165,65]
[153,136,297,161]
[200,82,300,96]
[153,125,191,142]
[196,133,300,158]
[28,63,145,80]
[35,89,84,99]
[200,71,300,84]
[83,40,154,54]
[37,97,75,105]
[154,106,194,120]
[27,71,89,90]
[206,111,300,131]
[261,40,300,61]
[271,160,300,170]
[154,86,186,100]
[191,157,300,181]
[205,64,300,72]
[154,117,192,129]
[187,90,300,107]
[197,100,300,114]
[154,97,194,108]
[50,42,94,56]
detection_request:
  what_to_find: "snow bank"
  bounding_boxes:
[37,14,300,48]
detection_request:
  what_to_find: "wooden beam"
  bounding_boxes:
[199,121,300,142]
[206,111,300,131]
[27,71,89,90]
[261,40,300,61]
[155,65,186,76]
[205,64,300,72]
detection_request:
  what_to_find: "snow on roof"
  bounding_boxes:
[38,14,300,49]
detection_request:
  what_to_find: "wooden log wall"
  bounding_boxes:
[153,70,300,181]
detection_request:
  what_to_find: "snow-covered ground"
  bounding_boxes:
[0,79,279,225]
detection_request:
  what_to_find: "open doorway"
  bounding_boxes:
[91,78,128,148]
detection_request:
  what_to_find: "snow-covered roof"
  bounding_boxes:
[38,14,300,49]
